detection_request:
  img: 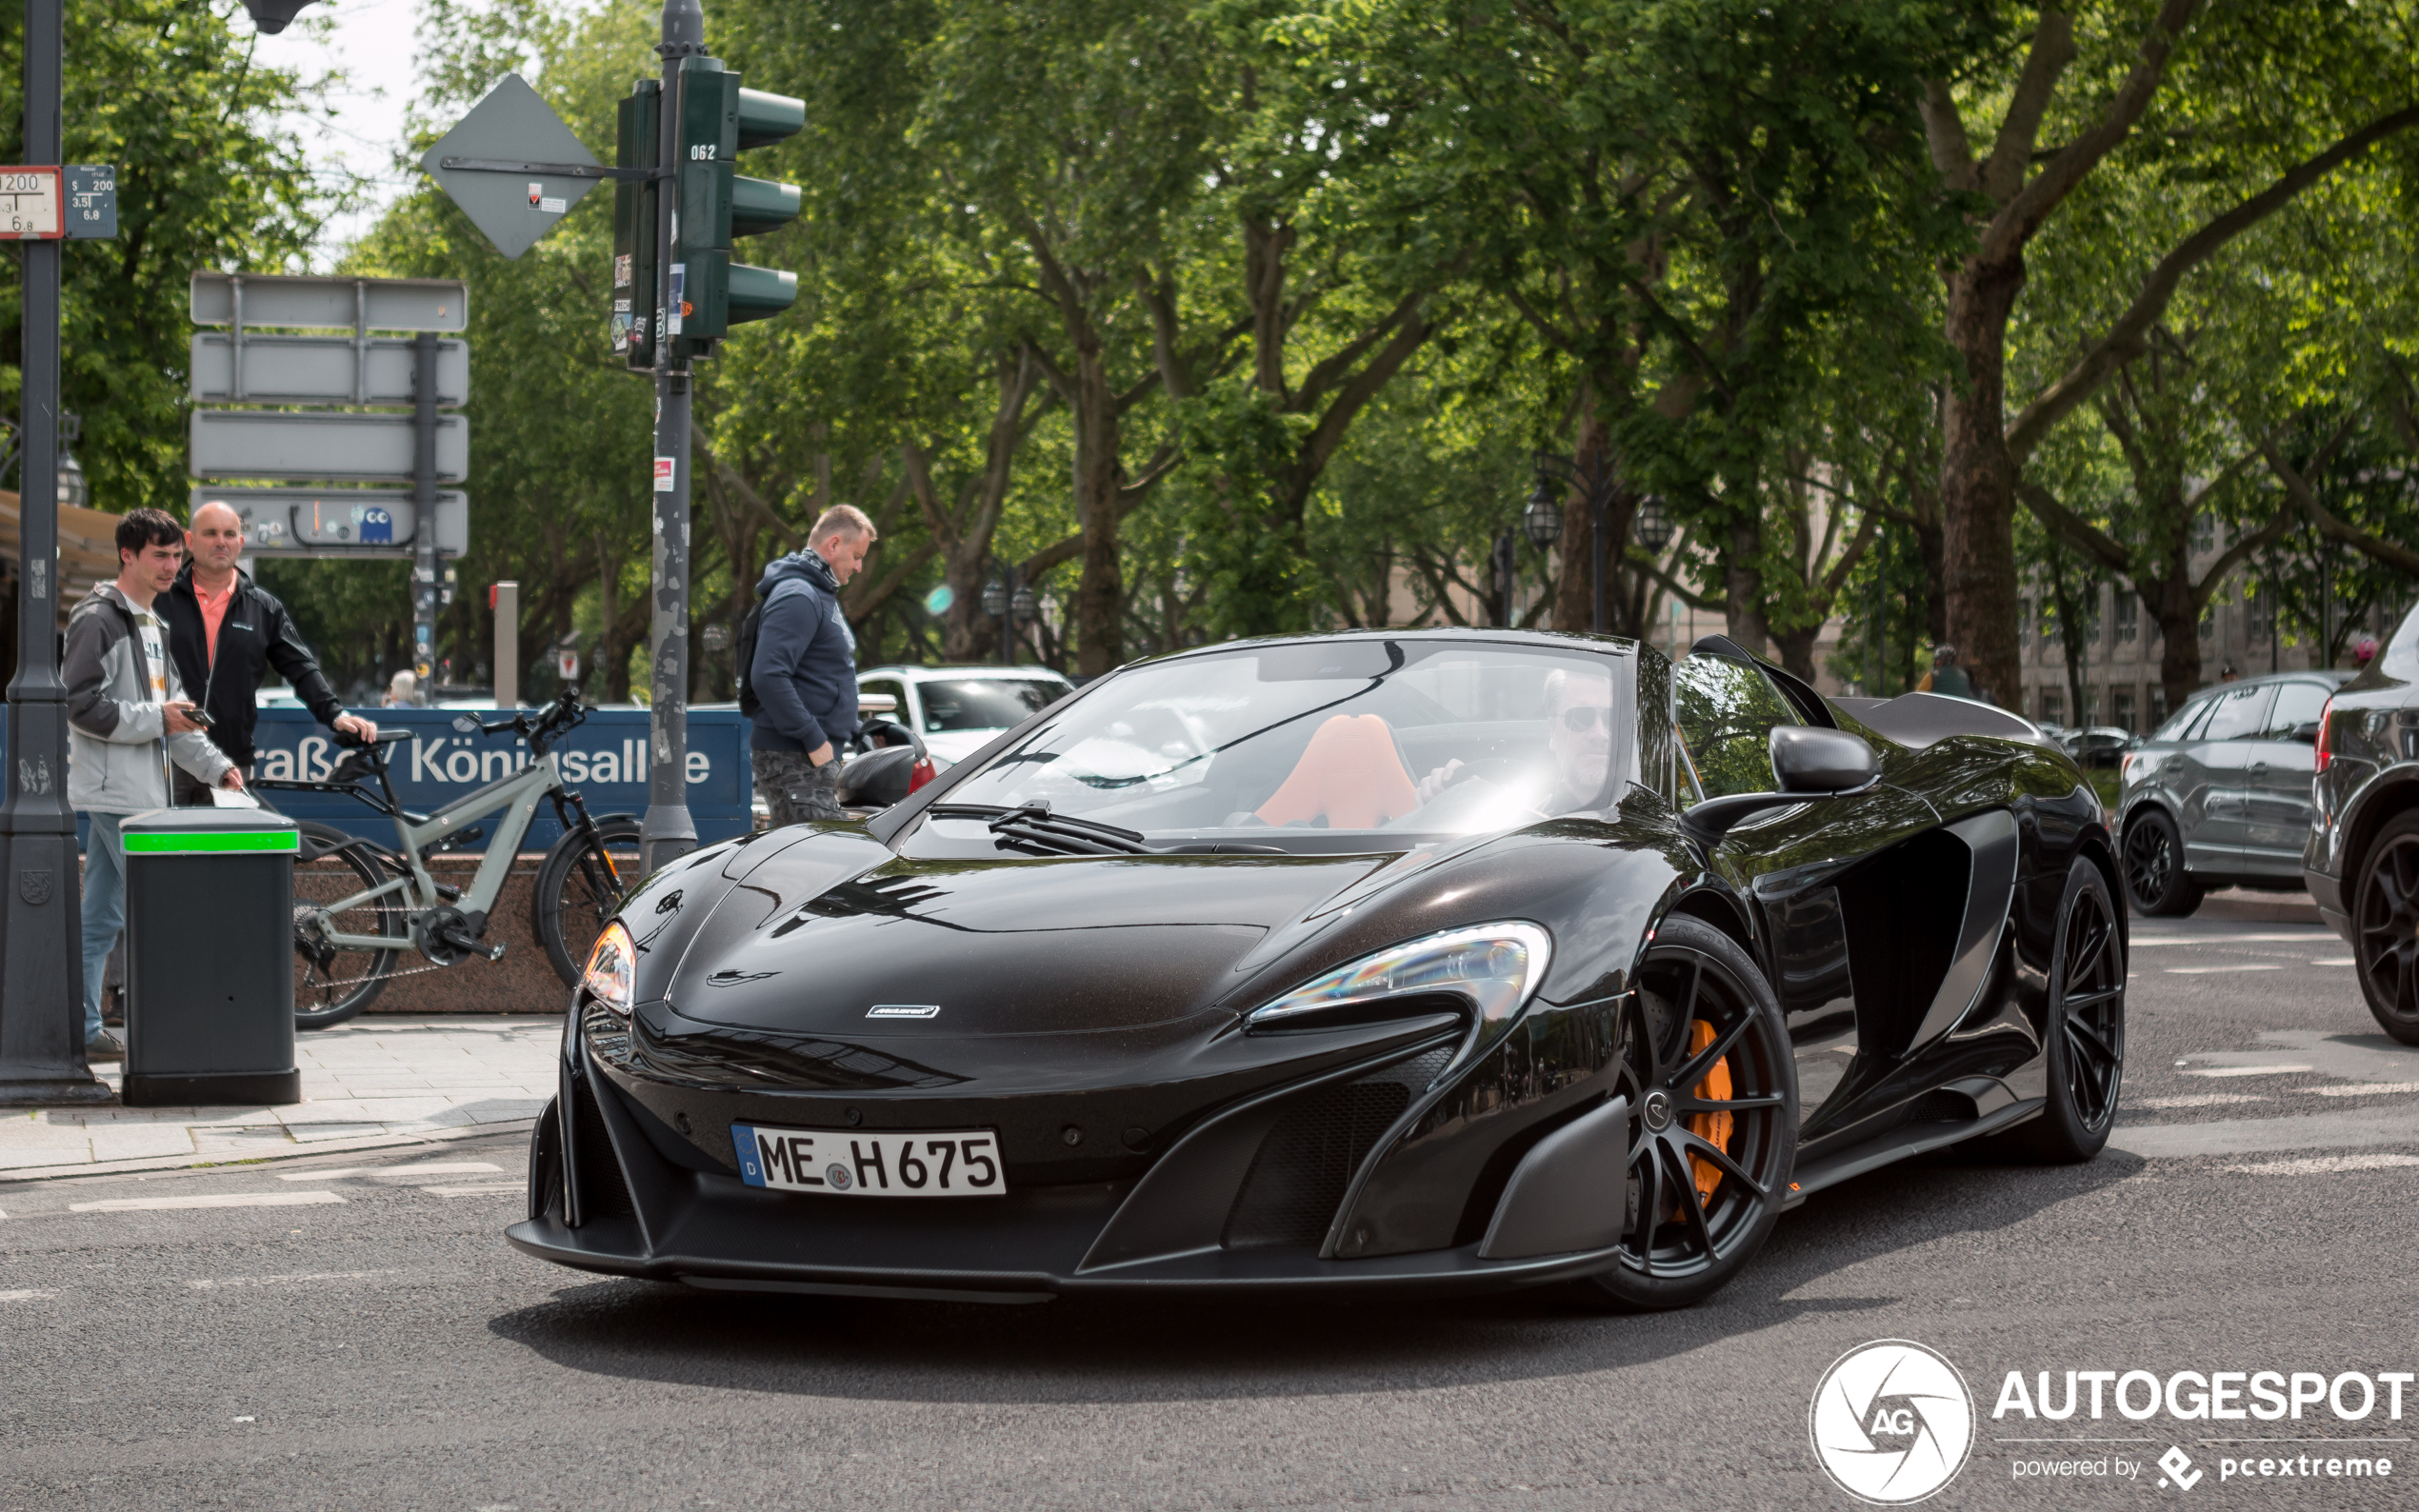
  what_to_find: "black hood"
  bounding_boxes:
[664,847,1390,1038]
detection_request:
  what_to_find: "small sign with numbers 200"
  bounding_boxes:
[732,1122,1007,1198]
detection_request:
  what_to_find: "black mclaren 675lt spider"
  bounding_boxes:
[510,629,2126,1309]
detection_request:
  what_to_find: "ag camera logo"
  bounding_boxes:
[1811,1340,1976,1503]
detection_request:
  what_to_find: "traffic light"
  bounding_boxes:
[612,79,661,371]
[672,56,803,358]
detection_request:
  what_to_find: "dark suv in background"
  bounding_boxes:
[2119,669,2348,917]
[2308,609,2419,1044]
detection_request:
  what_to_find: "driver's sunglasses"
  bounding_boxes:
[1559,706,1613,732]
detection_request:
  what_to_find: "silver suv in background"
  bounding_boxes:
[2116,669,2349,916]
[854,665,1075,768]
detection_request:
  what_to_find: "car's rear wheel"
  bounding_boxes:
[1567,914,1795,1312]
[1976,856,2127,1161]
[2352,811,2419,1045]
[2123,808,2202,916]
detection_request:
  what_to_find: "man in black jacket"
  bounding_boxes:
[159,500,377,799]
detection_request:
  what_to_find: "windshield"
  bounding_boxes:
[918,678,1066,731]
[934,639,1638,842]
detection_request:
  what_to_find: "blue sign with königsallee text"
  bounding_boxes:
[246,705,753,852]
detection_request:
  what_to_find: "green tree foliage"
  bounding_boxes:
[0,0,327,515]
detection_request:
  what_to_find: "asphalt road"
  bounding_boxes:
[7,910,2415,1512]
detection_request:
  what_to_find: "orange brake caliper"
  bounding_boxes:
[1684,1019,1733,1205]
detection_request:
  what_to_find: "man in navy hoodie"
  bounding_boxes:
[750,505,875,826]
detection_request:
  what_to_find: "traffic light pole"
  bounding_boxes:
[0,0,110,1104]
[640,0,703,874]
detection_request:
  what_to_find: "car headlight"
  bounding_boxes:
[1246,923,1553,1031]
[583,921,635,1016]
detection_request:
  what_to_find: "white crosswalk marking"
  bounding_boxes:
[2225,1153,2419,1176]
[2165,964,2284,975]
[275,1162,502,1182]
[423,1184,522,1197]
[0,1288,55,1302]
[2183,1064,2311,1078]
[70,1191,345,1213]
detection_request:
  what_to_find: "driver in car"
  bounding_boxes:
[1409,666,1614,824]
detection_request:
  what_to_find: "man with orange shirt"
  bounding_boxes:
[159,500,376,801]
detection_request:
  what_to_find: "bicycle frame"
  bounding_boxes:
[306,752,581,951]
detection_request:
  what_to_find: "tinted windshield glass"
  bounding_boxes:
[2267,681,2330,735]
[939,640,1638,840]
[1673,656,1800,801]
[917,679,1066,731]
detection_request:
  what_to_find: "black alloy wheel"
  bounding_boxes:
[2122,807,2202,917]
[1978,856,2127,1161]
[1569,914,1796,1312]
[2352,811,2419,1045]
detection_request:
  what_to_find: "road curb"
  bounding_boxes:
[0,1117,537,1185]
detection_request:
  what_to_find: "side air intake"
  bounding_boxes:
[1222,1047,1451,1250]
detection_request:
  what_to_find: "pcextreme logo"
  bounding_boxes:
[1810,1340,1977,1504]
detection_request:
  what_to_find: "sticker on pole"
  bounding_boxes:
[653,457,676,492]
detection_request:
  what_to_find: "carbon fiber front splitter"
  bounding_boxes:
[503,1205,1624,1302]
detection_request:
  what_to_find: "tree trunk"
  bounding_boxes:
[1939,256,2027,706]
[1770,624,1820,684]
[1070,337,1124,677]
[1549,408,1611,633]
[1723,511,1768,657]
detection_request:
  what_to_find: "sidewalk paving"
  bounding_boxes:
[0,1016,559,1180]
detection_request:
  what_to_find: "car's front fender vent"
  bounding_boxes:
[569,1072,636,1224]
[1222,1047,1452,1251]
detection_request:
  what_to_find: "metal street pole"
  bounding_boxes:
[410,330,439,700]
[0,0,110,1104]
[640,0,703,874]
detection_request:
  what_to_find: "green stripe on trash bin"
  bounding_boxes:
[122,831,300,855]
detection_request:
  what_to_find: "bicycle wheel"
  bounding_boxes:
[533,815,644,985]
[292,820,408,1030]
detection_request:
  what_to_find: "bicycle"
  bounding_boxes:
[256,689,643,1028]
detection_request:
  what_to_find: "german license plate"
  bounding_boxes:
[731,1123,1007,1197]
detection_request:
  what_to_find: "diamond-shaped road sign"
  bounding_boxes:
[421,73,606,260]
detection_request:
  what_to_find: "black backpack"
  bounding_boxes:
[732,602,766,718]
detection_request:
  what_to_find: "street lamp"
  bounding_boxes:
[1634,493,1671,553]
[984,568,1030,666]
[1522,483,1564,551]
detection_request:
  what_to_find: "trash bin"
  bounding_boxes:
[119,807,302,1106]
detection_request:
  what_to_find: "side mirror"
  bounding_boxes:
[2289,721,2321,744]
[1681,726,1881,845]
[1771,726,1881,794]
[451,713,481,734]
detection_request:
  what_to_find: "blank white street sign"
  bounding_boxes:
[190,410,469,483]
[190,271,468,332]
[190,333,470,406]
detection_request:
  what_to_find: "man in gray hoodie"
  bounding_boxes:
[747,505,875,826]
[65,507,240,1059]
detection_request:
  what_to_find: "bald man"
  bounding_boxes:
[160,501,375,802]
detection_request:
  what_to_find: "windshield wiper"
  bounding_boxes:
[926,802,1155,857]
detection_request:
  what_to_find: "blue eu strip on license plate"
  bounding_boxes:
[731,1122,1008,1197]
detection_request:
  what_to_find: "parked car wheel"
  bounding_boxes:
[2122,807,2202,917]
[2352,810,2419,1046]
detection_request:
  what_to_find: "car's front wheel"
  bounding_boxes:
[1568,914,1796,1312]
[2123,807,2202,916]
[2352,811,2419,1045]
